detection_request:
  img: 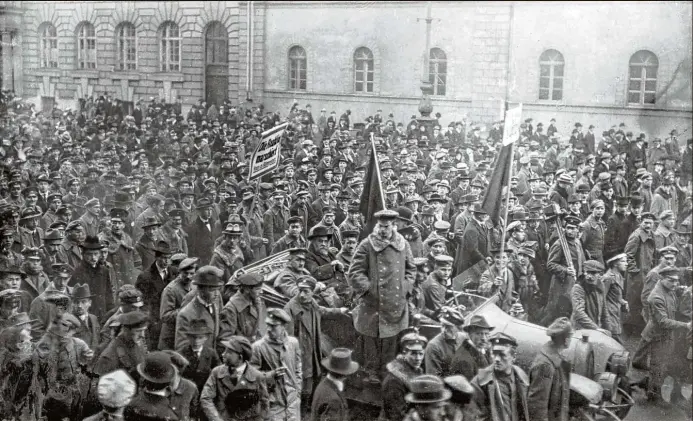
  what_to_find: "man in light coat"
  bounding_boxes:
[347,209,415,383]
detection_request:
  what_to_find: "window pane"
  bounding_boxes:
[539,77,550,88]
[366,82,373,93]
[539,89,549,100]
[646,66,657,78]
[438,85,446,96]
[645,80,656,92]
[553,78,563,89]
[437,62,447,74]
[552,90,562,101]
[366,72,373,83]
[628,92,641,103]
[644,93,656,104]
[299,80,306,90]
[355,82,363,92]
[540,65,550,77]
[629,80,641,91]
[629,65,642,78]
[300,69,306,80]
[355,61,364,71]
[553,65,564,77]
[355,73,363,83]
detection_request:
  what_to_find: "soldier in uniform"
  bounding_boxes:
[471,332,530,421]
[61,221,85,270]
[640,268,691,402]
[424,307,467,378]
[250,308,302,421]
[528,317,572,421]
[160,208,189,255]
[220,272,266,344]
[601,253,629,344]
[93,311,148,380]
[159,257,198,351]
[381,332,427,421]
[0,226,24,268]
[263,190,290,247]
[34,312,94,421]
[201,335,269,421]
[270,216,308,254]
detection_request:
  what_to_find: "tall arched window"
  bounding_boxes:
[539,49,564,100]
[205,22,228,64]
[160,21,181,72]
[76,21,96,69]
[628,50,658,105]
[288,46,307,90]
[39,22,58,68]
[354,47,374,93]
[116,22,137,71]
[429,48,447,96]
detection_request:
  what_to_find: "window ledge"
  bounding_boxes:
[111,71,142,80]
[71,69,100,78]
[148,72,185,82]
[27,68,62,77]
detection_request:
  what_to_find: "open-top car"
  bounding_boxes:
[232,251,634,420]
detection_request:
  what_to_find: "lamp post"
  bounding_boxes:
[417,1,436,139]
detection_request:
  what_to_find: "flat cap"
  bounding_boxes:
[178,257,199,271]
[659,266,679,278]
[583,260,605,273]
[606,253,627,264]
[374,209,399,220]
[400,332,428,350]
[658,245,679,256]
[547,317,572,337]
[236,272,264,286]
[434,255,454,267]
[464,314,494,332]
[117,311,148,328]
[221,335,253,360]
[265,308,291,325]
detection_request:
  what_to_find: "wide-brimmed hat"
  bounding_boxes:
[183,318,213,336]
[141,216,161,229]
[321,348,360,376]
[80,235,102,250]
[137,351,175,384]
[193,266,224,287]
[71,283,94,300]
[405,375,452,404]
[308,225,332,240]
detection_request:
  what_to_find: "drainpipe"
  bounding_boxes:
[246,1,253,101]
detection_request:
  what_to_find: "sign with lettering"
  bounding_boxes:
[248,122,289,181]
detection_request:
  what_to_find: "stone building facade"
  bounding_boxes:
[6,1,692,138]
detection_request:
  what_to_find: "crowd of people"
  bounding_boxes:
[0,88,691,421]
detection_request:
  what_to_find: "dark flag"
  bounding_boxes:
[480,143,513,225]
[359,138,386,239]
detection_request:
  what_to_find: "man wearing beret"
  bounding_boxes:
[201,335,269,421]
[250,308,302,421]
[624,212,657,332]
[528,317,572,421]
[541,215,585,326]
[175,266,224,351]
[471,332,530,421]
[348,209,416,383]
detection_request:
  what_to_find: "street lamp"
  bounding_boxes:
[417,1,436,139]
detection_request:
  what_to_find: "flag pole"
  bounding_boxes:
[497,140,515,254]
[370,132,387,209]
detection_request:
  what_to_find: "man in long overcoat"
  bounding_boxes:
[186,198,222,263]
[541,215,585,326]
[603,195,641,258]
[528,317,572,421]
[624,212,657,331]
[219,272,267,345]
[347,209,415,382]
[71,236,116,320]
[175,266,224,351]
[283,276,346,409]
[159,257,197,350]
[100,208,142,289]
[457,204,490,274]
[135,240,173,350]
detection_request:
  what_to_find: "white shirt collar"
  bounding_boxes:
[327,374,344,392]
